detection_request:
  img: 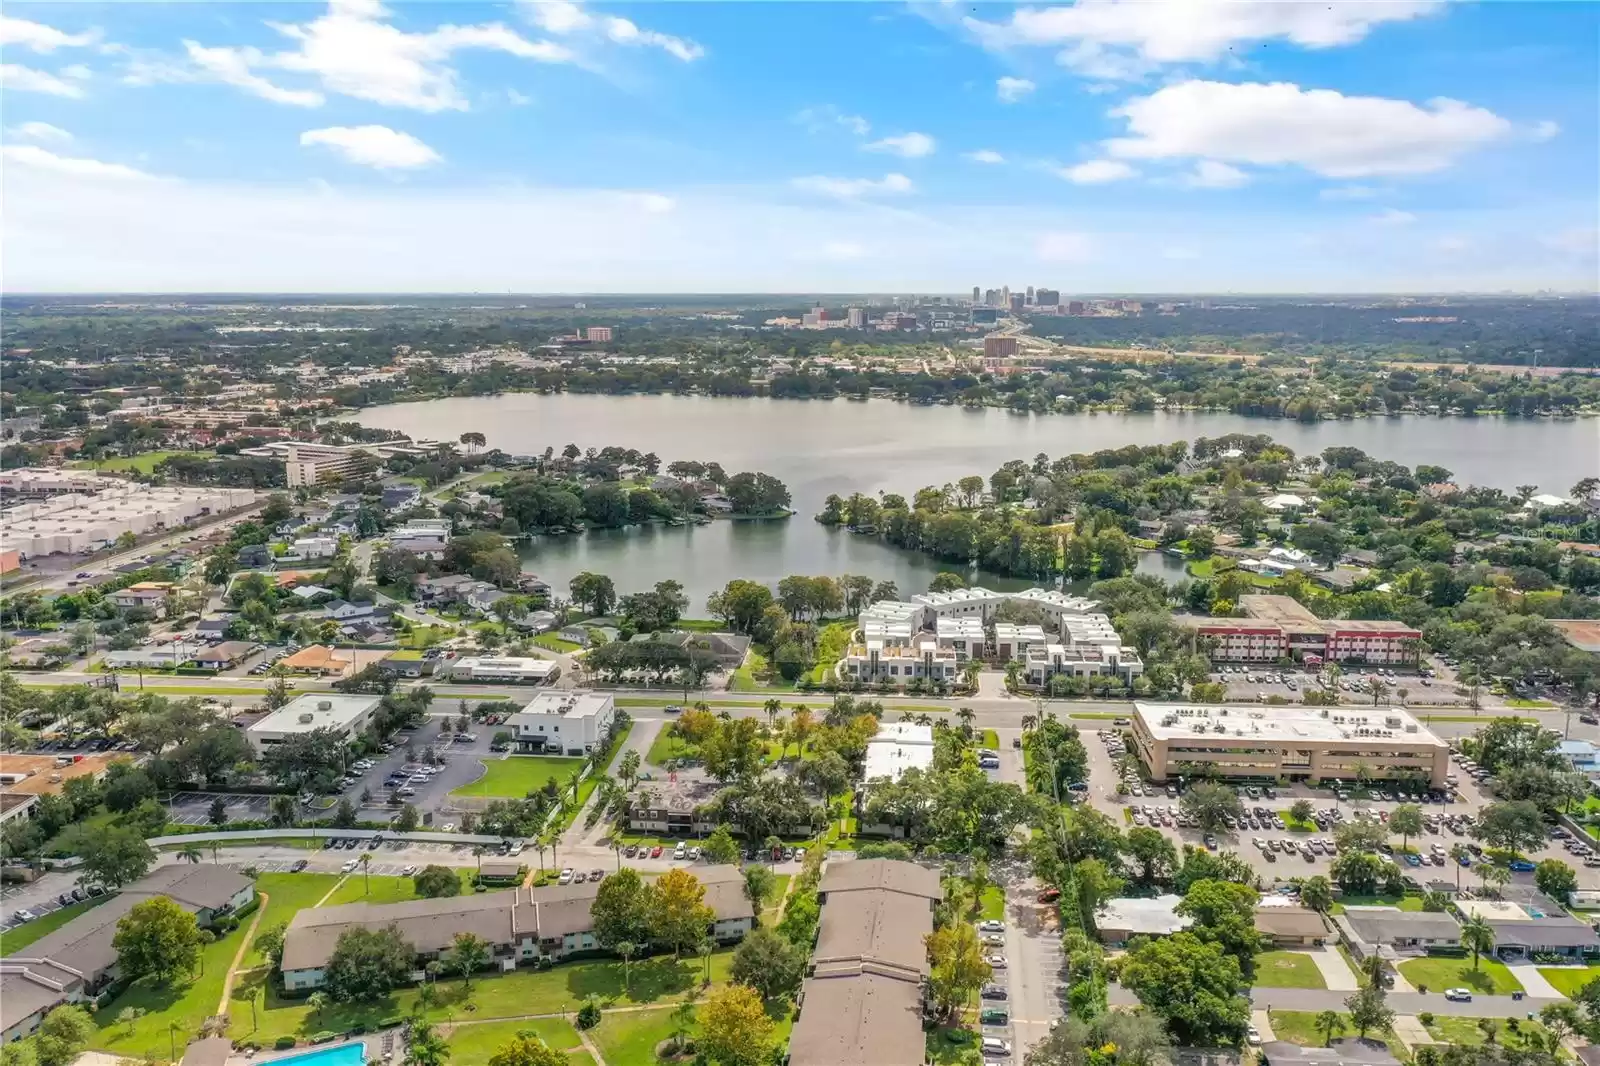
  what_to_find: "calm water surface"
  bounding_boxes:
[357,394,1598,607]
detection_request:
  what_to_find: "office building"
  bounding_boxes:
[862,721,936,783]
[1036,288,1060,307]
[970,307,998,325]
[245,693,383,753]
[1128,701,1449,786]
[0,476,257,557]
[1026,285,1035,304]
[982,335,1019,359]
[506,692,615,755]
[447,656,558,684]
[1001,285,1011,308]
[1068,300,1086,314]
[1009,293,1025,312]
[584,326,613,343]
[971,286,980,304]
[285,443,366,488]
[1190,595,1422,666]
[788,861,941,1066]
[983,288,1000,308]
[846,307,867,328]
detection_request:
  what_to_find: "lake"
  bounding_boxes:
[355,394,1599,609]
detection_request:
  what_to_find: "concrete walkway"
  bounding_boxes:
[1251,1010,1277,1043]
[1307,946,1359,991]
[1509,963,1567,999]
[1391,1015,1435,1055]
[216,890,270,1013]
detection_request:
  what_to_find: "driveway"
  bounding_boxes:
[562,718,662,847]
[1307,946,1359,991]
[998,864,1063,1058]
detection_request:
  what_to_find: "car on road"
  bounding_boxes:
[986,954,1006,968]
[650,845,663,858]
[664,705,682,714]
[1583,714,1599,726]
[1246,1026,1261,1047]
[1508,859,1536,872]
[977,919,1004,933]
[572,871,586,884]
[590,868,605,881]
[1203,835,1218,850]
[11,909,32,923]
[1444,988,1473,1002]
[292,859,309,872]
[341,859,359,873]
[401,865,418,876]
[440,823,456,833]
[979,984,1007,1000]
[1037,887,1061,903]
[624,844,639,857]
[981,934,1004,947]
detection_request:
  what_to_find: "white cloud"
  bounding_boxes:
[0,15,98,53]
[1531,120,1561,142]
[1185,159,1249,188]
[1,144,152,181]
[1036,230,1094,261]
[965,149,1006,164]
[794,106,870,137]
[1105,80,1511,177]
[865,132,937,158]
[1435,236,1470,253]
[1059,158,1136,184]
[9,121,72,143]
[300,125,441,169]
[1369,208,1417,225]
[1319,184,1380,201]
[1,63,86,97]
[506,88,532,106]
[626,192,676,214]
[520,0,702,60]
[791,173,913,199]
[164,0,577,112]
[967,0,1440,80]
[996,76,1035,102]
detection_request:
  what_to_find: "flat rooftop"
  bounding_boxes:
[513,692,613,719]
[247,693,381,734]
[1552,619,1600,654]
[1239,594,1322,626]
[0,752,122,796]
[1133,702,1445,746]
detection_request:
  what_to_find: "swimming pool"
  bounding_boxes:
[264,1042,365,1066]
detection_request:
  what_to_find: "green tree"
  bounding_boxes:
[1123,826,1179,887]
[1472,800,1547,854]
[1117,931,1249,1047]
[71,824,155,889]
[648,868,715,958]
[486,1033,564,1066]
[112,896,203,984]
[702,823,741,865]
[412,865,460,899]
[742,865,775,922]
[451,931,491,992]
[568,571,616,616]
[1535,858,1578,902]
[1176,879,1262,980]
[697,983,774,1066]
[1300,875,1335,914]
[925,921,992,1018]
[1314,1009,1346,1047]
[1389,803,1424,853]
[1461,914,1496,972]
[324,924,415,1002]
[591,866,650,948]
[33,1005,93,1066]
[1344,984,1395,1040]
[405,1018,451,1066]
[1179,781,1244,833]
[730,927,806,1001]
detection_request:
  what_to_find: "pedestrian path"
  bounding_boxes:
[1509,963,1566,999]
[1307,946,1360,991]
[1251,1010,1277,1043]
[1391,1015,1435,1054]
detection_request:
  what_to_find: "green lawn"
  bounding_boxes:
[1254,951,1327,989]
[1423,1016,1549,1049]
[976,885,1006,922]
[645,727,696,767]
[1536,964,1600,997]
[1504,698,1557,709]
[589,1006,687,1066]
[453,754,585,798]
[469,471,508,487]
[1397,955,1523,995]
[1268,1011,1399,1054]
[761,874,792,926]
[979,729,999,750]
[808,622,855,684]
[245,873,344,966]
[94,922,243,1059]
[533,634,582,653]
[323,870,480,907]
[445,1018,586,1062]
[75,450,212,473]
[400,624,456,649]
[1330,894,1421,914]
[0,898,102,956]
[926,1025,981,1066]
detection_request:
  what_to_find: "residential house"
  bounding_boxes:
[236,543,273,568]
[1095,895,1191,947]
[1455,898,1600,960]
[194,618,232,639]
[654,630,751,667]
[1255,906,1331,948]
[466,586,509,615]
[190,641,258,670]
[381,484,422,511]
[289,584,334,605]
[1260,1041,1399,1065]
[1335,907,1461,960]
[278,645,354,677]
[110,582,173,616]
[416,574,482,605]
[290,536,339,561]
[380,650,430,678]
[324,599,380,623]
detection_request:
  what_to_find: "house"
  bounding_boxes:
[655,630,751,667]
[477,860,525,885]
[559,625,594,647]
[277,864,754,992]
[380,649,429,678]
[1335,906,1461,960]
[289,584,334,604]
[1095,895,1190,947]
[278,644,354,677]
[506,692,615,755]
[466,587,509,615]
[110,582,174,615]
[324,599,386,624]
[1559,740,1600,776]
[290,536,339,561]
[511,610,559,634]
[1260,1041,1399,1065]
[191,641,258,670]
[102,647,191,670]
[195,617,232,639]
[625,773,723,836]
[416,574,482,604]
[1,638,69,670]
[518,574,552,599]
[1254,906,1330,947]
[0,865,252,1044]
[390,535,449,559]
[1456,898,1600,960]
[381,484,422,511]
[236,543,273,568]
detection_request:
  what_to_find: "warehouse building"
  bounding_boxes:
[245,693,383,754]
[0,473,257,557]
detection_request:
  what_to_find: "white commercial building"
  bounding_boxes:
[934,617,985,659]
[863,722,935,783]
[506,692,615,756]
[0,474,257,557]
[447,657,557,684]
[245,694,383,754]
[290,536,339,560]
[857,586,1104,638]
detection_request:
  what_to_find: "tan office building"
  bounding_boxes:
[1129,701,1449,787]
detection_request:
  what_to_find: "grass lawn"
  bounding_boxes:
[446,1018,585,1062]
[808,622,855,684]
[94,923,243,1060]
[0,899,102,956]
[1254,951,1327,989]
[979,729,999,750]
[1536,964,1600,996]
[1268,1011,1400,1054]
[926,1025,981,1066]
[245,873,344,966]
[469,471,508,487]
[241,951,735,1045]
[533,634,582,653]
[976,885,1006,922]
[761,874,792,925]
[1423,1016,1549,1049]
[1329,894,1421,914]
[400,625,456,649]
[1397,955,1523,995]
[589,1006,686,1066]
[75,450,212,473]
[323,870,480,907]
[645,727,696,767]
[1504,698,1557,709]
[453,754,585,798]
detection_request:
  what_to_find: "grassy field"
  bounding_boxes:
[533,634,582,653]
[75,450,212,473]
[926,1025,982,1065]
[589,1007,687,1066]
[1536,964,1600,996]
[1329,894,1421,914]
[1422,1016,1549,1049]
[0,899,103,956]
[645,727,695,767]
[94,921,244,1059]
[808,622,855,684]
[323,869,481,907]
[976,885,1006,922]
[1397,955,1523,995]
[978,729,999,750]
[1268,1011,1399,1053]
[614,697,949,713]
[243,873,344,966]
[1254,951,1327,989]
[445,1018,586,1063]
[399,624,456,649]
[453,754,585,798]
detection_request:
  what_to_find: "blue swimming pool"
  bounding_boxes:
[266,1043,365,1066]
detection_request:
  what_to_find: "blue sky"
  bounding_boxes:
[2,0,1596,292]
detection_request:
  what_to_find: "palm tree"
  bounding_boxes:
[763,698,781,730]
[359,852,372,895]
[956,707,976,738]
[179,845,204,865]
[1482,862,1511,897]
[534,839,548,873]
[616,940,636,993]
[1461,914,1496,972]
[1315,1009,1346,1047]
[697,938,715,985]
[1450,843,1470,890]
[1021,714,1037,733]
[472,845,485,874]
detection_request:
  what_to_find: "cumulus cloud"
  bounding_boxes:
[150,0,577,112]
[865,132,937,158]
[1036,230,1094,261]
[9,121,73,143]
[965,149,1006,164]
[1531,120,1561,142]
[1,63,86,97]
[521,0,703,60]
[1185,160,1249,188]
[2,144,153,181]
[1059,158,1136,184]
[996,76,1035,102]
[300,125,441,169]
[0,15,98,53]
[791,173,913,199]
[1105,80,1511,177]
[794,106,870,137]
[967,0,1440,80]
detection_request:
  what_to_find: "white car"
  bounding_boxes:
[341,859,359,873]
[986,953,1007,968]
[400,865,418,876]
[440,823,456,833]
[977,919,1004,933]
[1246,1026,1261,1046]
[558,868,575,885]
[981,1037,1012,1058]
[1444,988,1473,1002]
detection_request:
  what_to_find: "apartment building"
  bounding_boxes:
[1128,701,1449,786]
[285,443,367,488]
[1190,595,1422,666]
[279,865,753,992]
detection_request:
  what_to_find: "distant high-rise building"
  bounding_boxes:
[1009,293,1024,312]
[983,335,1019,359]
[1001,285,1012,309]
[971,286,981,304]
[847,307,867,328]
[584,326,613,343]
[971,308,998,325]
[1068,301,1086,315]
[1035,289,1060,308]
[1026,286,1035,305]
[983,289,1001,308]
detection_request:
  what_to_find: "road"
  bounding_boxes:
[1107,981,1563,1018]
[562,718,662,848]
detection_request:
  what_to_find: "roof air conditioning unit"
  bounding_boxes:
[298,713,314,724]
[317,700,332,711]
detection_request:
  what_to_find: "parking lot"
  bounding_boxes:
[328,722,501,822]
[166,791,275,825]
[1214,663,1467,707]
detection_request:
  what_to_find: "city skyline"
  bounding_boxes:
[2,0,1596,293]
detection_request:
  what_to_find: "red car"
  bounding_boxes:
[1037,887,1061,903]
[649,845,664,858]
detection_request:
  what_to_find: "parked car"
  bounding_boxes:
[291,859,309,872]
[977,919,1004,933]
[1444,988,1473,1002]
